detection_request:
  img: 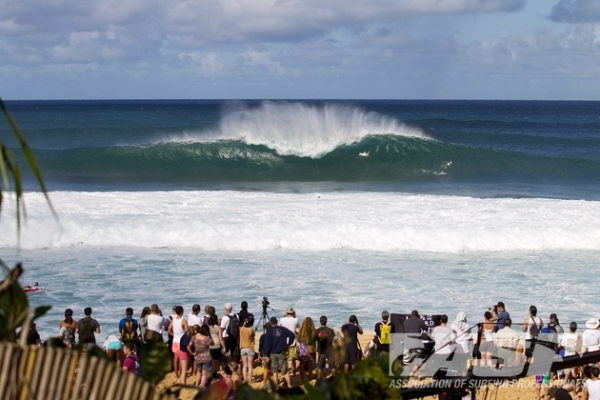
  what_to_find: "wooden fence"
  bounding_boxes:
[0,343,174,400]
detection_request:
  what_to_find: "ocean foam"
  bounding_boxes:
[2,191,600,252]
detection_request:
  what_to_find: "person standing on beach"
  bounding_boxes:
[280,306,300,374]
[582,366,600,400]
[119,307,140,351]
[479,311,496,368]
[262,316,295,389]
[145,304,166,342]
[139,307,151,344]
[560,322,582,381]
[314,316,336,379]
[493,318,520,368]
[208,315,225,373]
[239,317,255,383]
[341,315,363,373]
[58,308,77,349]
[548,313,565,334]
[522,305,543,362]
[490,302,509,332]
[188,304,202,327]
[187,324,214,388]
[582,318,600,353]
[220,303,240,359]
[403,310,428,376]
[122,342,138,375]
[237,301,252,327]
[75,307,101,349]
[167,305,189,379]
[258,322,273,387]
[374,310,394,356]
[429,315,456,376]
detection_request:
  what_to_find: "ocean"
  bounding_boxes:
[1,99,599,340]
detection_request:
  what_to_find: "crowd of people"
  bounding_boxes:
[27,299,600,399]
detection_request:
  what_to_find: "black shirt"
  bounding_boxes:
[26,328,40,345]
[314,326,335,354]
[342,323,360,346]
[554,388,572,400]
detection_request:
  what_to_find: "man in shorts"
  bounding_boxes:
[262,316,295,389]
[314,316,336,379]
[76,307,101,350]
[341,315,363,372]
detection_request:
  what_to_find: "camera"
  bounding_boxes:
[262,297,270,309]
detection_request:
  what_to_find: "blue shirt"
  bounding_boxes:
[262,326,295,356]
[495,311,510,331]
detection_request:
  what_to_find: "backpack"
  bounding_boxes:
[79,318,96,343]
[127,355,143,376]
[529,317,540,339]
[379,323,391,345]
[121,319,138,343]
[227,314,240,338]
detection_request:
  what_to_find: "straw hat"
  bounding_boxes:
[586,318,599,330]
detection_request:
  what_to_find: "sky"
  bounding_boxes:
[1,0,599,100]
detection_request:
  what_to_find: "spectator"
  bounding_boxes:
[494,318,521,368]
[220,303,240,359]
[188,304,202,327]
[167,305,188,380]
[314,316,336,380]
[139,307,151,344]
[560,322,582,381]
[522,305,543,362]
[187,324,214,388]
[58,308,76,348]
[374,310,395,356]
[490,302,509,332]
[429,314,456,377]
[75,307,101,350]
[258,322,273,387]
[297,316,316,381]
[262,316,295,389]
[103,335,123,366]
[146,304,168,343]
[26,322,41,346]
[280,306,300,374]
[122,342,138,375]
[119,307,140,351]
[208,314,225,374]
[582,319,600,353]
[239,317,255,383]
[547,313,565,334]
[341,315,363,373]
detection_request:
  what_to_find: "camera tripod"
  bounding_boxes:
[255,306,274,332]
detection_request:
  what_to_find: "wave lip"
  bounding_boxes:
[166,101,428,158]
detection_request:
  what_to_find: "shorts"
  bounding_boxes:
[210,348,222,361]
[240,348,255,356]
[270,352,287,373]
[225,336,239,357]
[536,374,550,385]
[178,350,189,361]
[343,345,359,366]
[106,341,122,351]
[172,342,180,354]
[261,355,271,368]
[318,351,335,369]
[196,361,212,372]
[287,345,298,360]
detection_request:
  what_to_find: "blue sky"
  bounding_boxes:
[1,0,599,100]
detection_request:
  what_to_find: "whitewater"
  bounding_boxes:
[1,99,600,341]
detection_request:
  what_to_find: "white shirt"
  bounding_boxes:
[188,313,202,327]
[561,332,580,357]
[431,325,456,354]
[583,329,600,352]
[524,316,542,340]
[279,316,299,345]
[450,323,472,354]
[220,313,236,338]
[586,379,600,400]
[147,314,166,333]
